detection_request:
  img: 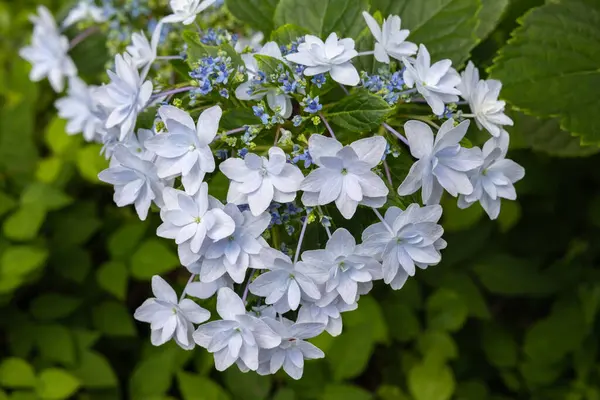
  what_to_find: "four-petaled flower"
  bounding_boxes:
[193,287,281,371]
[134,275,210,350]
[95,54,153,140]
[458,136,525,219]
[164,0,217,25]
[286,33,360,86]
[146,105,221,195]
[362,11,417,64]
[220,147,304,216]
[301,135,389,219]
[397,119,483,205]
[402,44,461,115]
[361,204,446,290]
[55,77,102,141]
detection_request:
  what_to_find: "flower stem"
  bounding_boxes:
[294,214,310,264]
[69,26,100,50]
[319,112,337,140]
[461,113,476,118]
[372,208,394,234]
[241,269,254,304]
[223,127,246,136]
[156,55,182,61]
[179,274,196,302]
[383,159,393,187]
[151,86,195,100]
[357,50,375,57]
[382,122,409,146]
[338,83,350,95]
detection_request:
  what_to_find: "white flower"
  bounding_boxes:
[362,12,417,64]
[20,7,77,93]
[145,105,221,195]
[55,77,103,141]
[235,42,293,118]
[186,275,233,299]
[361,204,446,290]
[402,44,461,115]
[249,250,321,313]
[296,299,356,337]
[127,31,154,69]
[95,54,153,141]
[193,287,281,371]
[458,62,513,137]
[164,0,217,25]
[134,275,210,350]
[220,147,304,216]
[286,33,360,86]
[301,135,389,219]
[297,228,379,304]
[98,145,167,220]
[198,203,271,283]
[458,137,525,219]
[115,128,157,164]
[257,318,325,380]
[62,1,106,27]
[397,119,483,205]
[157,182,235,254]
[234,32,265,53]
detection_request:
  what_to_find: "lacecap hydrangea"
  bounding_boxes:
[22,0,524,380]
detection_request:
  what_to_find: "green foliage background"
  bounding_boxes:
[1,0,600,399]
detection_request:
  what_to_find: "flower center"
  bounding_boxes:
[341,168,348,175]
[188,144,196,152]
[194,217,202,224]
[171,307,177,314]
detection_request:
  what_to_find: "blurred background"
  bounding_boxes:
[1,0,600,399]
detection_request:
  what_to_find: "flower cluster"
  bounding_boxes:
[22,0,524,380]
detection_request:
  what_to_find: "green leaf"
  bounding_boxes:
[0,191,17,218]
[270,24,310,44]
[327,324,374,381]
[177,372,230,400]
[472,254,558,296]
[3,203,46,241]
[273,388,296,400]
[496,200,521,232]
[45,117,81,157]
[223,368,271,400]
[323,384,373,400]
[76,144,108,182]
[225,0,279,35]
[130,239,179,280]
[426,289,468,332]
[96,261,128,300]
[35,157,64,184]
[21,183,73,211]
[508,112,600,157]
[523,298,587,364]
[274,0,370,38]
[437,273,490,320]
[0,245,48,277]
[71,351,118,389]
[481,323,518,368]
[416,331,458,364]
[476,0,509,40]
[489,0,600,144]
[220,109,261,131]
[36,368,81,400]
[107,221,147,260]
[50,246,92,284]
[51,202,101,245]
[30,293,82,321]
[92,301,136,337]
[324,89,392,134]
[0,358,37,388]
[182,31,244,69]
[408,360,455,400]
[344,296,388,343]
[35,325,76,366]
[383,302,420,342]
[441,195,483,232]
[371,0,481,65]
[254,54,291,76]
[129,350,177,400]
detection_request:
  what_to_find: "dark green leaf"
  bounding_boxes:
[96,261,128,300]
[0,358,36,388]
[274,0,370,38]
[225,0,279,34]
[408,359,455,400]
[270,24,310,44]
[36,368,81,400]
[490,0,600,144]
[71,351,118,389]
[323,384,373,400]
[3,203,46,241]
[92,301,136,337]
[476,0,509,40]
[130,239,179,280]
[0,245,48,277]
[30,294,82,321]
[177,372,230,400]
[324,89,392,134]
[35,325,76,366]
